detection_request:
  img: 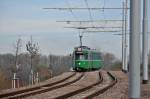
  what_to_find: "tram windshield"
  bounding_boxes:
[75,53,88,60]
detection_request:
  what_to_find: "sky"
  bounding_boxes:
[0,0,150,59]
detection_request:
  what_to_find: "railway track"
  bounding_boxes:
[0,72,81,99]
[26,71,102,99]
[67,71,117,99]
[0,71,117,99]
[30,71,116,99]
[52,71,103,99]
[83,71,117,99]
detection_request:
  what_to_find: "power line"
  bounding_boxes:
[113,32,150,36]
[43,0,129,38]
[56,19,123,23]
[65,0,78,21]
[83,30,122,33]
[84,0,94,22]
[103,0,106,11]
[64,26,122,29]
[43,7,130,10]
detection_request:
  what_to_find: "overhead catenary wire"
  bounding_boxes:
[65,0,87,45]
[65,0,78,21]
[65,0,84,40]
[56,19,123,23]
[43,0,127,33]
[96,0,102,9]
[84,0,94,24]
[103,0,106,12]
[43,7,130,10]
[82,0,96,35]
[83,30,122,33]
[64,26,122,29]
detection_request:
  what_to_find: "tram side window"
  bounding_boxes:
[92,53,101,60]
[89,53,93,60]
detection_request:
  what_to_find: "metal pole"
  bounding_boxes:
[129,0,141,98]
[30,53,34,85]
[142,0,149,84]
[30,36,34,85]
[79,35,83,47]
[122,2,125,71]
[13,73,16,88]
[124,0,128,72]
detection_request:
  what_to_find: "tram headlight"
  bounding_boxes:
[78,62,81,65]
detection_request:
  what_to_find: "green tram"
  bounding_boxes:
[72,46,103,71]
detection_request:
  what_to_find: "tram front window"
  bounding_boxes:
[79,55,84,60]
[76,54,85,60]
[76,53,88,60]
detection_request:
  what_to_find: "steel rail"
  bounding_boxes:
[53,71,103,99]
[8,72,84,99]
[83,71,117,99]
[0,72,76,98]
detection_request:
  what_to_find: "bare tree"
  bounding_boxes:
[12,37,22,88]
[26,36,39,84]
[14,38,22,72]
